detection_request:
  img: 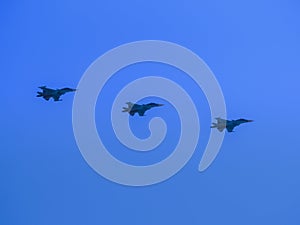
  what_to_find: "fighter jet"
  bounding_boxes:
[122,102,164,116]
[211,117,253,132]
[36,86,76,101]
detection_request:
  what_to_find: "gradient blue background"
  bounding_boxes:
[1,1,300,224]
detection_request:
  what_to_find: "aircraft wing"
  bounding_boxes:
[217,127,226,132]
[226,125,235,132]
[138,109,146,116]
[43,96,51,101]
[129,111,136,116]
[53,95,61,101]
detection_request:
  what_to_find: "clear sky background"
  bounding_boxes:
[1,1,300,224]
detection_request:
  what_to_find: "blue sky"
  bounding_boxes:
[1,1,300,224]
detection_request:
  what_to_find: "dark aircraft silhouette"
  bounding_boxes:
[122,102,164,116]
[36,86,76,101]
[211,117,253,132]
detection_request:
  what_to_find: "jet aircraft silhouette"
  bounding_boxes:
[36,86,76,101]
[211,117,253,132]
[122,102,163,116]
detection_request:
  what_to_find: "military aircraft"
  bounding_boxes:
[211,117,253,132]
[122,102,164,116]
[36,86,76,101]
